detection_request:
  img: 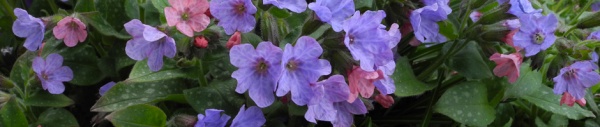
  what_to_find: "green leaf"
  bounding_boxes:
[242,32,264,47]
[124,0,141,20]
[393,57,436,97]
[24,92,74,107]
[150,0,170,13]
[141,0,161,26]
[443,41,493,79]
[549,114,568,127]
[80,12,131,39]
[354,0,373,9]
[438,20,459,40]
[288,103,308,116]
[107,104,167,127]
[268,7,291,19]
[91,80,188,112]
[521,86,595,120]
[503,65,542,99]
[127,59,201,83]
[0,96,28,127]
[35,108,79,127]
[41,38,106,86]
[434,81,495,126]
[95,0,129,31]
[9,52,36,88]
[74,0,96,12]
[184,80,245,115]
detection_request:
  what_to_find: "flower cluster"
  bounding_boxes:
[195,105,266,127]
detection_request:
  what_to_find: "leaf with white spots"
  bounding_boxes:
[393,57,436,97]
[443,41,493,79]
[91,79,187,112]
[0,97,28,127]
[127,59,202,83]
[184,80,245,115]
[107,104,166,127]
[521,86,595,120]
[35,108,79,127]
[434,81,495,126]
[503,64,542,99]
[24,91,74,107]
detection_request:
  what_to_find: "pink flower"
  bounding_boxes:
[53,16,87,47]
[347,66,383,103]
[165,0,210,37]
[489,53,522,83]
[503,29,522,51]
[374,94,394,108]
[226,31,242,50]
[194,36,208,48]
[560,92,586,107]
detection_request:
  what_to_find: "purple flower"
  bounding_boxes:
[553,61,600,100]
[593,2,600,11]
[332,99,367,127]
[508,0,542,17]
[230,42,282,108]
[374,61,396,95]
[12,8,45,51]
[263,0,307,13]
[497,0,509,4]
[99,81,116,96]
[343,11,401,71]
[124,19,177,72]
[513,14,557,57]
[33,53,73,94]
[410,1,451,44]
[308,0,354,32]
[587,30,600,40]
[277,36,331,106]
[502,19,521,30]
[231,105,266,127]
[210,0,257,35]
[422,0,451,14]
[195,109,231,127]
[305,75,350,123]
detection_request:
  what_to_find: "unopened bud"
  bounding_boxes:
[167,114,197,127]
[475,4,513,25]
[226,32,242,50]
[194,36,208,49]
[577,11,600,28]
[0,75,14,89]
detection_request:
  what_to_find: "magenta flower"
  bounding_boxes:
[277,36,332,106]
[99,81,116,96]
[210,0,257,35]
[33,53,73,94]
[194,109,231,127]
[332,99,367,127]
[230,42,282,108]
[553,61,600,100]
[231,105,266,127]
[263,0,307,13]
[124,19,177,72]
[165,0,211,37]
[307,0,355,32]
[53,16,87,47]
[513,14,557,57]
[12,8,45,51]
[305,75,350,123]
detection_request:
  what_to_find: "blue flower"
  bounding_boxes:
[231,105,266,127]
[33,53,73,94]
[593,2,600,11]
[210,0,257,35]
[553,61,600,100]
[308,0,354,32]
[513,14,557,57]
[508,0,542,17]
[195,109,231,127]
[99,81,116,96]
[410,1,451,44]
[277,36,331,106]
[230,42,282,108]
[263,0,307,13]
[332,99,368,127]
[12,8,45,51]
[374,61,396,95]
[305,75,350,123]
[343,10,401,71]
[124,19,177,72]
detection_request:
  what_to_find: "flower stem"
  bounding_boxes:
[0,0,15,20]
[198,59,209,87]
[421,69,445,127]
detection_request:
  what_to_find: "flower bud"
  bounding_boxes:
[194,36,208,49]
[475,4,513,25]
[577,11,600,28]
[226,31,242,50]
[0,75,14,89]
[167,114,197,127]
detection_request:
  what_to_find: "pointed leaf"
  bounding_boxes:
[0,96,28,127]
[107,104,166,127]
[443,41,493,79]
[24,92,74,107]
[393,57,436,97]
[434,81,495,126]
[91,80,187,112]
[35,108,79,127]
[521,86,595,120]
[183,80,245,115]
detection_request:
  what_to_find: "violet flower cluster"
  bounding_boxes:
[194,105,266,127]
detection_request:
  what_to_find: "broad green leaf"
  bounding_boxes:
[242,32,264,47]
[24,92,74,107]
[142,0,161,26]
[268,7,291,19]
[438,20,458,40]
[9,52,35,88]
[184,80,245,115]
[127,59,201,82]
[434,81,495,126]
[443,41,493,80]
[521,86,595,120]
[354,0,373,9]
[91,80,187,112]
[549,114,568,127]
[80,12,131,39]
[503,65,542,99]
[393,57,436,97]
[150,0,170,13]
[96,0,129,30]
[124,0,141,19]
[107,104,167,127]
[35,108,79,127]
[490,103,515,127]
[41,38,106,86]
[0,96,28,127]
[74,0,96,12]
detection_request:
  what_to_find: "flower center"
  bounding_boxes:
[564,69,578,80]
[286,59,299,71]
[534,33,544,44]
[41,72,49,80]
[348,35,355,44]
[68,21,79,29]
[235,3,246,14]
[255,58,268,74]
[181,13,190,21]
